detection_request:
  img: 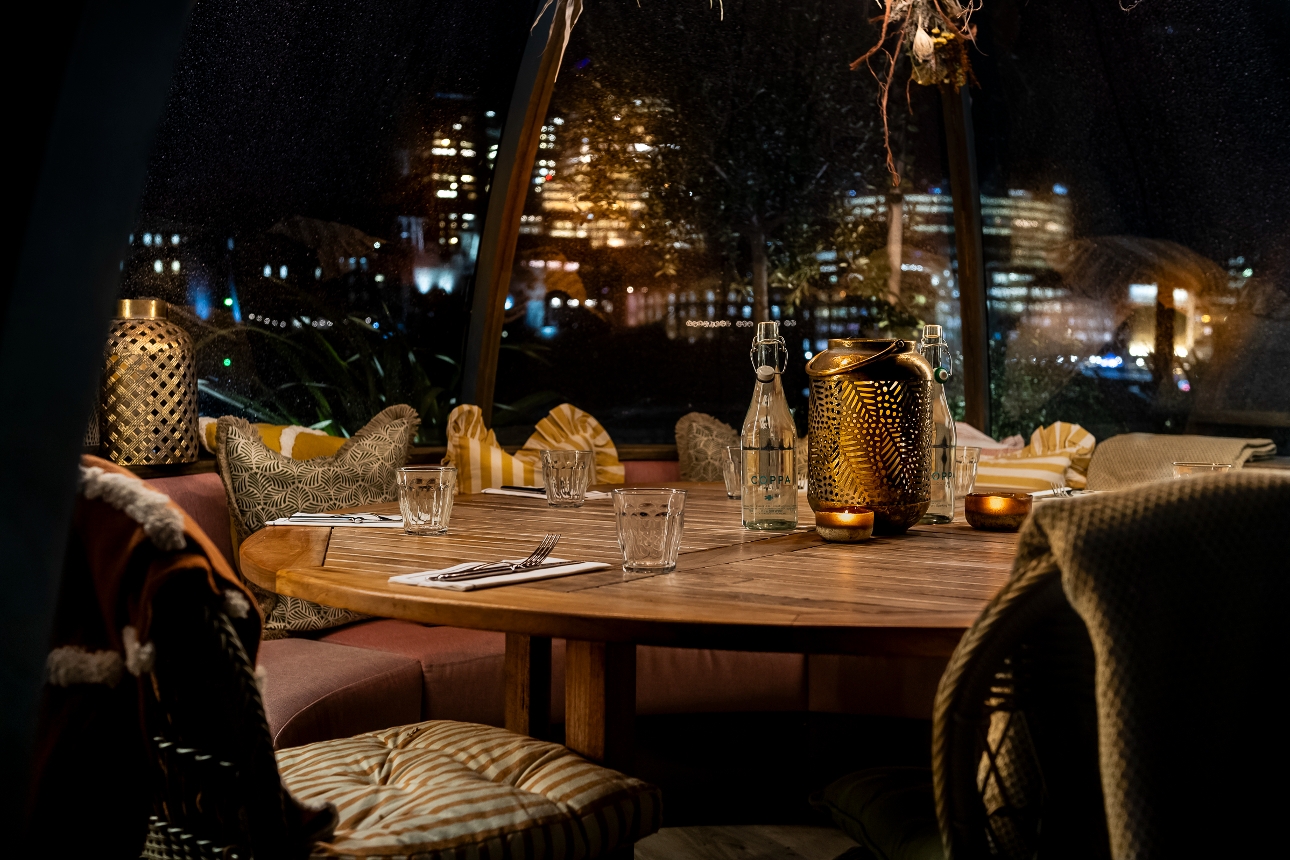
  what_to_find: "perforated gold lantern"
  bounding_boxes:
[805,338,934,534]
[101,298,199,465]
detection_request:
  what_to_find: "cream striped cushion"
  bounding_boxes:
[975,453,1073,492]
[278,721,661,859]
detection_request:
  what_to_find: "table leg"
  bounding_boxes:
[505,633,551,740]
[564,640,635,770]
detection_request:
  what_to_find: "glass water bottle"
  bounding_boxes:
[919,324,957,524]
[741,321,798,530]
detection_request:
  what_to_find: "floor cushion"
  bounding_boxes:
[258,637,423,748]
[278,720,662,859]
[812,767,943,860]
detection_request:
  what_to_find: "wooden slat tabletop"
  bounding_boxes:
[240,483,1020,657]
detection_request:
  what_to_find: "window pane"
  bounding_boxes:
[974,0,1290,450]
[499,0,963,444]
[119,0,535,443]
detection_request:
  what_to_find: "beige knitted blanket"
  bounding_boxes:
[1014,470,1289,856]
[1085,432,1275,490]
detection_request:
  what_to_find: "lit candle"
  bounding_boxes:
[964,493,1033,532]
[814,506,875,543]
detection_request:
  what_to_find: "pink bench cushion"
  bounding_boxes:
[320,621,506,724]
[808,655,948,720]
[321,620,808,725]
[623,460,681,483]
[258,637,423,749]
[147,472,234,566]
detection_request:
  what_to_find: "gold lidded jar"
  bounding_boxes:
[101,298,199,465]
[805,338,934,534]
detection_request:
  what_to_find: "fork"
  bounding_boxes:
[432,534,562,581]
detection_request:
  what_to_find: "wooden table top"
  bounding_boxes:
[239,483,1020,657]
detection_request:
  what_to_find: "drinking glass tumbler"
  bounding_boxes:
[1173,462,1233,478]
[397,466,456,535]
[612,488,687,572]
[722,446,742,498]
[541,449,593,507]
[954,446,982,499]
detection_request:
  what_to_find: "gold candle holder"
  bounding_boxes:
[964,493,1033,532]
[814,506,874,543]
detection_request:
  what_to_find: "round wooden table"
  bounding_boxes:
[240,483,1018,766]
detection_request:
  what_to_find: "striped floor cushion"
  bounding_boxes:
[277,721,661,859]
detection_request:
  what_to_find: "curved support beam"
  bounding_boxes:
[941,83,992,435]
[462,0,581,424]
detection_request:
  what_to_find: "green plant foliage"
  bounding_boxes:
[190,301,459,445]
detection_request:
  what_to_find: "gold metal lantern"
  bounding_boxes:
[805,338,934,534]
[101,298,199,465]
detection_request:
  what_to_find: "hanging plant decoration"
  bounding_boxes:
[851,0,980,185]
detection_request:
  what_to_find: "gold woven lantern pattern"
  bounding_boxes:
[101,301,198,465]
[807,376,933,533]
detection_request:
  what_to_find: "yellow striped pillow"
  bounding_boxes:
[199,417,345,460]
[975,453,1073,492]
[515,403,626,485]
[446,404,624,494]
[445,405,538,494]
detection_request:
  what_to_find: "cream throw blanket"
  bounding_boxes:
[1011,471,1289,856]
[1085,432,1276,490]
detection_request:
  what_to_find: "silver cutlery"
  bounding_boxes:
[289,512,400,522]
[433,533,561,580]
[430,558,576,583]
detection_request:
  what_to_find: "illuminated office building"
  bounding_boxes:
[396,104,502,294]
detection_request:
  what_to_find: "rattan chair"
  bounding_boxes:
[930,557,1108,860]
[139,575,332,859]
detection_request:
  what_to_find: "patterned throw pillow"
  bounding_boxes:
[676,412,807,485]
[675,413,739,482]
[215,404,419,636]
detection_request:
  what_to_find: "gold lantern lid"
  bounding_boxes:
[115,297,169,319]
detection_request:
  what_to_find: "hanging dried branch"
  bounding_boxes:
[851,0,980,185]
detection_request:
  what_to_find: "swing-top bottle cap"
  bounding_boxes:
[752,320,784,382]
[923,324,943,340]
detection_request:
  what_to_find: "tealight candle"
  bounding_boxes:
[964,493,1033,532]
[814,506,875,543]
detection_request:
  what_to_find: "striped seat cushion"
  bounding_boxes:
[277,721,661,859]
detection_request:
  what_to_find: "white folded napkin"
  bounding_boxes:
[266,513,404,528]
[481,487,612,501]
[388,557,611,591]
